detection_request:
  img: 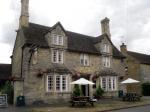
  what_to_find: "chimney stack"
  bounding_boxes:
[19,0,29,27]
[101,17,111,38]
[120,43,127,54]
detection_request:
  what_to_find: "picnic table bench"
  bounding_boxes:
[70,96,97,106]
[122,93,141,101]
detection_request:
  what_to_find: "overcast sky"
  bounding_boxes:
[0,0,150,63]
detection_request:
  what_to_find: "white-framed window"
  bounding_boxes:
[80,54,90,66]
[102,57,111,67]
[47,75,68,92]
[52,34,63,45]
[102,44,110,53]
[52,50,63,64]
[100,76,117,91]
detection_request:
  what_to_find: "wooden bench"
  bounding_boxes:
[70,96,96,107]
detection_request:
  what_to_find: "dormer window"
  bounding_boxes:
[80,54,90,66]
[102,44,110,53]
[52,34,63,45]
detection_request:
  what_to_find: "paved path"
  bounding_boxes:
[0,106,31,112]
[109,105,150,112]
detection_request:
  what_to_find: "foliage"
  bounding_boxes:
[94,85,104,99]
[142,83,150,96]
[73,85,81,96]
[1,81,14,104]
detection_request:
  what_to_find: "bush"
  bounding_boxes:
[73,85,81,96]
[142,83,150,96]
[1,81,14,104]
[94,85,104,99]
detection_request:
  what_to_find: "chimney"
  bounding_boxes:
[120,43,127,54]
[19,0,29,27]
[101,17,111,38]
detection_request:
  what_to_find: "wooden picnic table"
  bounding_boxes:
[122,93,141,101]
[70,96,97,107]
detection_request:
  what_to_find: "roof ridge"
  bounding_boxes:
[66,31,96,39]
[128,51,150,57]
[29,22,96,39]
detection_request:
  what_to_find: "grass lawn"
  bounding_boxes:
[30,99,150,112]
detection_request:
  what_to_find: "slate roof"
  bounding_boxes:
[128,51,150,65]
[0,64,11,79]
[22,23,124,58]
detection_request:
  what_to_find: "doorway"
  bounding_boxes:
[81,85,89,96]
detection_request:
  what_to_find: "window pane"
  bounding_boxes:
[108,77,111,90]
[56,76,60,91]
[52,50,57,63]
[102,77,106,91]
[58,51,63,63]
[47,75,53,91]
[62,76,67,91]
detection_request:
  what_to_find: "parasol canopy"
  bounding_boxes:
[70,78,95,85]
[121,78,140,84]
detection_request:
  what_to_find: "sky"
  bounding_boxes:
[0,0,150,64]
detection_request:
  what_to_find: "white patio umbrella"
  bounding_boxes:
[70,78,94,85]
[121,78,140,84]
[121,78,140,93]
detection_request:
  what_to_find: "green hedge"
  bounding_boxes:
[142,83,150,96]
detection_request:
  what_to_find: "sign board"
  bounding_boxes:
[0,94,8,107]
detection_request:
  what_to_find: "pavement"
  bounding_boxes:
[109,105,150,112]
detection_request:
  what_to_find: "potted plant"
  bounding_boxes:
[94,85,104,100]
[73,85,81,97]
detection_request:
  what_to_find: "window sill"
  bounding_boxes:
[45,91,71,95]
[52,44,64,46]
[52,62,64,64]
[80,65,90,67]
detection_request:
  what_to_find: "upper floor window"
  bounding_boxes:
[102,57,110,68]
[80,54,90,66]
[52,34,63,45]
[102,44,110,53]
[52,50,63,64]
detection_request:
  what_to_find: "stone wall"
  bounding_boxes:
[140,64,150,83]
[12,29,25,104]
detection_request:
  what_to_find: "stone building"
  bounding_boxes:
[12,0,126,105]
[120,43,150,94]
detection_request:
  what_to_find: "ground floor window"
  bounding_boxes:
[47,75,68,92]
[100,76,117,91]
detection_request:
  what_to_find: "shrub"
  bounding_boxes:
[73,85,81,96]
[142,83,150,96]
[94,85,104,99]
[1,81,14,104]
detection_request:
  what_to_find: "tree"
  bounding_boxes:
[1,81,14,104]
